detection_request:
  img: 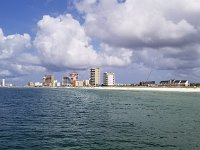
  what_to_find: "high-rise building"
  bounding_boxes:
[62,76,72,86]
[69,72,78,87]
[43,75,55,87]
[90,67,100,86]
[2,79,5,87]
[69,72,78,82]
[103,72,115,86]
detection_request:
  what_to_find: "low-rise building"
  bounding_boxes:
[83,80,90,86]
[139,81,156,86]
[74,80,84,87]
[28,82,34,87]
[34,82,43,87]
[54,80,61,87]
[160,79,189,86]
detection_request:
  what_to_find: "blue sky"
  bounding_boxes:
[1,0,200,85]
[0,0,76,34]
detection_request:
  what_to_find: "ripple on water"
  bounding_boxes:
[0,88,200,149]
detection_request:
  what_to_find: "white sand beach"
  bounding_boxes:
[81,86,200,92]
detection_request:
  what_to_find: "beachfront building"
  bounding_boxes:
[160,79,189,86]
[83,80,90,86]
[103,72,115,86]
[90,67,100,86]
[74,80,84,87]
[176,80,189,86]
[43,75,55,87]
[1,79,5,87]
[28,82,34,87]
[70,72,78,87]
[139,81,156,86]
[62,76,72,86]
[53,80,61,87]
[34,82,43,87]
[70,72,78,82]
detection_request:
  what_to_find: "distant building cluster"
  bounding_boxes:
[27,67,115,88]
[160,79,189,86]
[25,67,200,88]
[138,79,190,87]
[1,67,199,88]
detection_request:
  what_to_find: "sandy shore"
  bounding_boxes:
[80,86,200,92]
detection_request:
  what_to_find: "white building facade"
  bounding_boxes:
[103,72,115,86]
[2,79,5,87]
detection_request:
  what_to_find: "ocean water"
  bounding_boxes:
[0,88,200,150]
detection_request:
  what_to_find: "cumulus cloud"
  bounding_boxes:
[76,0,198,48]
[34,14,132,71]
[0,13,133,78]
[76,0,200,78]
[0,28,46,78]
[0,29,31,59]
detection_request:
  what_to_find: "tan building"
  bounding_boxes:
[90,67,100,86]
[69,72,78,86]
[74,80,84,87]
[70,72,78,82]
[28,82,34,87]
[83,80,90,86]
[103,72,115,86]
[43,75,55,87]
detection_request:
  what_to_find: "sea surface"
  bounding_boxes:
[0,88,200,150]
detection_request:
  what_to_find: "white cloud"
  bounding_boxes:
[0,28,31,59]
[0,28,46,78]
[98,43,132,66]
[77,0,198,48]
[34,14,132,71]
[75,0,200,79]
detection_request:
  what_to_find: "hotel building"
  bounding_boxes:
[62,76,72,86]
[69,72,78,81]
[43,75,55,87]
[90,67,100,86]
[103,72,115,86]
[69,72,78,87]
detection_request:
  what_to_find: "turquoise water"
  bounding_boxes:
[0,88,200,150]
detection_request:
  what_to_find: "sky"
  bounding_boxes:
[1,0,200,85]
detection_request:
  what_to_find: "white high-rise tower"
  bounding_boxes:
[103,72,115,86]
[2,79,5,87]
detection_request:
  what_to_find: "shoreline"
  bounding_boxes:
[1,86,200,92]
[79,86,200,92]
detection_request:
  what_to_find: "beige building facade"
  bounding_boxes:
[90,67,100,86]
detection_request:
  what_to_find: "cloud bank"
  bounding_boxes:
[76,0,200,78]
[0,28,45,78]
[33,14,132,71]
